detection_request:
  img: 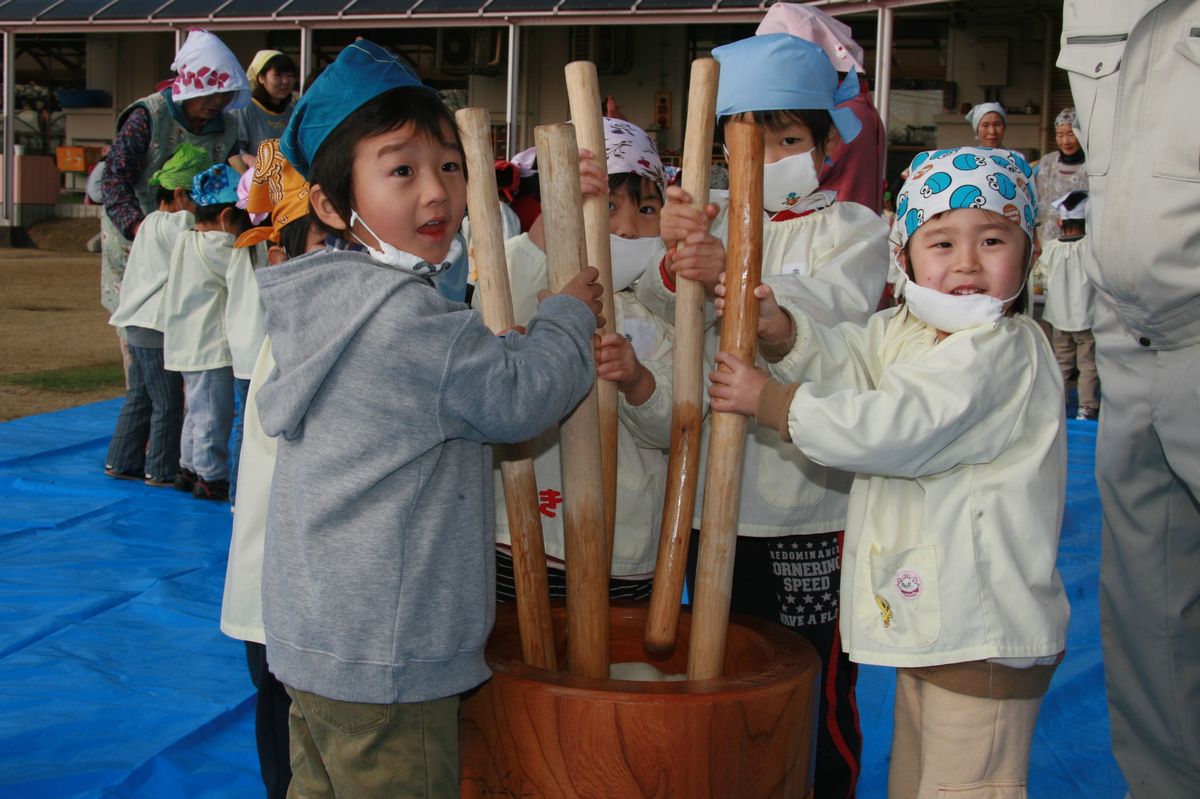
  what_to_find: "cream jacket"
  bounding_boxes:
[219,336,276,644]
[1038,237,1096,332]
[163,230,234,372]
[770,307,1070,666]
[625,200,889,536]
[225,243,269,379]
[108,210,194,333]
[1059,0,1200,348]
[480,234,673,575]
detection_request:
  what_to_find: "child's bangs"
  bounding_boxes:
[609,172,663,204]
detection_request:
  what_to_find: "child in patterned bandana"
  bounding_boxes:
[162,163,253,501]
[622,31,890,798]
[479,116,674,602]
[709,145,1070,798]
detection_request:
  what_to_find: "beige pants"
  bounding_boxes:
[888,670,1042,799]
[1051,327,1099,410]
[284,686,459,799]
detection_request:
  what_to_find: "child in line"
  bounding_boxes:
[162,164,252,500]
[256,40,602,795]
[480,116,673,600]
[1035,190,1099,420]
[623,31,889,798]
[709,146,1070,798]
[105,142,210,484]
[221,139,325,799]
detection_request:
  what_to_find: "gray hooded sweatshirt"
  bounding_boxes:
[255,249,596,704]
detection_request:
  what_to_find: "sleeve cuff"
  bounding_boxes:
[659,255,676,294]
[758,309,798,363]
[756,379,800,443]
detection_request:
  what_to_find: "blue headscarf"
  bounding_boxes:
[712,33,862,144]
[280,40,434,179]
[191,164,241,207]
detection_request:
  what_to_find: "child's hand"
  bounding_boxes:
[669,230,727,294]
[539,265,605,328]
[595,333,655,405]
[713,276,795,350]
[708,351,768,417]
[660,186,719,252]
[578,148,609,198]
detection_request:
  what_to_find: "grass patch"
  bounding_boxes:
[0,364,125,393]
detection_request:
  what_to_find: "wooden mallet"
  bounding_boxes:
[535,122,610,680]
[564,60,618,563]
[644,57,720,656]
[456,107,557,672]
[687,118,764,681]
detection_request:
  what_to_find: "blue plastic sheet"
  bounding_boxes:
[0,400,1125,797]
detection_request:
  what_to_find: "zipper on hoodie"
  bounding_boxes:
[1065,33,1129,45]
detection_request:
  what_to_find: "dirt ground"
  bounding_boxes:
[0,216,123,422]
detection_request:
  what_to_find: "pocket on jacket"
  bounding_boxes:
[859,544,941,648]
[755,430,827,510]
[1152,25,1200,181]
[938,779,1026,798]
[1056,33,1126,178]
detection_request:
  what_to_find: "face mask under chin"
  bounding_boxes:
[349,209,458,277]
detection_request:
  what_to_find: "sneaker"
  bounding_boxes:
[1075,407,1099,421]
[173,469,197,492]
[192,477,230,501]
[144,475,176,487]
[104,466,143,481]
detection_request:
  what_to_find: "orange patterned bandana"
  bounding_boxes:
[235,138,311,248]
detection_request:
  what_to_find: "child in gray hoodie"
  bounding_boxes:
[255,41,602,796]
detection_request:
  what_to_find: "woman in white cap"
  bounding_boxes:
[100,29,250,383]
[965,101,1007,148]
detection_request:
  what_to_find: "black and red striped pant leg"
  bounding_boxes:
[686,529,862,799]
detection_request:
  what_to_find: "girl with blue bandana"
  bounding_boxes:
[622,31,890,798]
[161,163,254,501]
[708,145,1069,797]
[253,40,603,797]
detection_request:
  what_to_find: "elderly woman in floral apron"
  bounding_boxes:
[100,29,249,377]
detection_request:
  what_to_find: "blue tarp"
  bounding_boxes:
[0,399,1126,797]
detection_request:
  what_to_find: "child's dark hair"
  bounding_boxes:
[1061,218,1086,237]
[276,215,328,259]
[252,53,298,106]
[609,171,663,205]
[308,86,465,235]
[156,186,179,207]
[718,109,835,150]
[195,202,252,235]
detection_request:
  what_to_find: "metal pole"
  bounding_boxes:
[299,26,312,95]
[3,30,15,227]
[875,6,894,133]
[505,23,521,159]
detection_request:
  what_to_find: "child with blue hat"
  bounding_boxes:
[708,144,1068,797]
[622,30,891,798]
[253,39,605,796]
[161,163,254,502]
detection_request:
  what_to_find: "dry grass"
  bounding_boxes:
[0,232,124,422]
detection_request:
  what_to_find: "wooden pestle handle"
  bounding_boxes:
[644,58,720,655]
[535,122,610,679]
[687,119,764,680]
[564,61,618,567]
[456,108,557,672]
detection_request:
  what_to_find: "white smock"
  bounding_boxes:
[162,229,234,371]
[108,209,195,332]
[225,242,269,379]
[1038,237,1096,333]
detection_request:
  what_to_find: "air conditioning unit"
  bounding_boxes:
[437,29,505,76]
[568,27,634,76]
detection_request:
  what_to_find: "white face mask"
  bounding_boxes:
[608,234,665,292]
[350,209,460,277]
[899,273,1023,334]
[762,149,820,213]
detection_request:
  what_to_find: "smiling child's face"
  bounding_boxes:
[348,119,466,264]
[905,208,1027,305]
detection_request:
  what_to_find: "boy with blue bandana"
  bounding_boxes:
[254,40,602,796]
[711,146,1069,797]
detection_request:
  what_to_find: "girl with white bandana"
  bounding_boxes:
[480,116,674,601]
[708,145,1069,799]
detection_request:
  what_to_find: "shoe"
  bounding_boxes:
[145,475,176,487]
[104,466,143,481]
[173,469,197,492]
[192,477,230,501]
[1075,408,1099,421]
